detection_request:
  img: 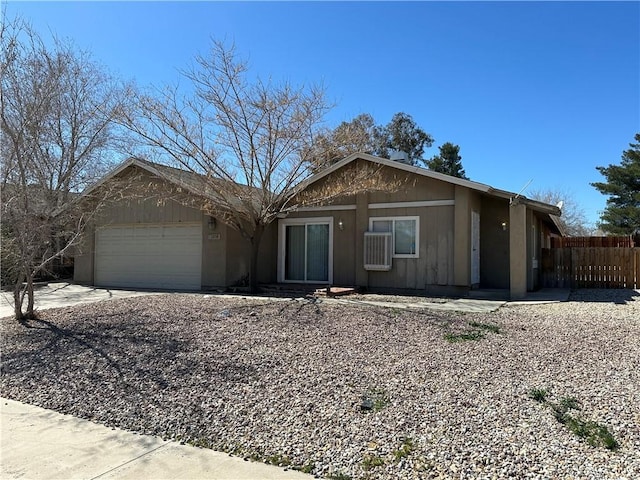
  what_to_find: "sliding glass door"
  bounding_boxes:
[281,219,332,283]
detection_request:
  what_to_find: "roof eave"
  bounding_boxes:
[79,157,208,201]
[79,157,140,198]
[299,152,495,194]
[549,214,567,236]
[300,153,563,215]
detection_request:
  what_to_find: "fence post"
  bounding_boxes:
[570,247,576,289]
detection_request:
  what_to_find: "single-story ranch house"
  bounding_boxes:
[74,153,563,299]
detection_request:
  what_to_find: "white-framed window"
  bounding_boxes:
[368,216,419,258]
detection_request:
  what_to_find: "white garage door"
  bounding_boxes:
[95,224,202,290]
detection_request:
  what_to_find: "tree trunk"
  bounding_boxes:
[25,274,35,319]
[13,272,25,321]
[248,224,265,294]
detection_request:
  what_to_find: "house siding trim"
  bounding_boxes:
[291,199,455,214]
[298,152,494,193]
[294,204,357,212]
[369,200,455,209]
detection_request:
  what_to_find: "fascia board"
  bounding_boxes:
[79,157,205,200]
[53,157,142,217]
[79,157,140,198]
[295,153,566,215]
[297,152,494,194]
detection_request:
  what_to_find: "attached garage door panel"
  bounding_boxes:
[95,224,202,290]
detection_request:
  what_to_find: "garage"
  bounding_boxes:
[95,224,202,290]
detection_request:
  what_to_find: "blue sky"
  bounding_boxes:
[6,1,640,226]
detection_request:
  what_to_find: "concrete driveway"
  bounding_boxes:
[0,282,158,319]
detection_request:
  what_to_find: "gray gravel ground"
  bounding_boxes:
[1,289,639,479]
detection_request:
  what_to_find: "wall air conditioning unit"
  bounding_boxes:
[364,232,393,271]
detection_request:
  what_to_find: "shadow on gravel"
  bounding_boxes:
[12,318,125,377]
[569,289,639,304]
[1,313,263,389]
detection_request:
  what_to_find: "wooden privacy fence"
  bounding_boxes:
[542,247,640,289]
[551,236,635,248]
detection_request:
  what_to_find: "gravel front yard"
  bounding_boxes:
[1,290,639,479]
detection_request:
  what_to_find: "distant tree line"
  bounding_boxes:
[308,112,468,178]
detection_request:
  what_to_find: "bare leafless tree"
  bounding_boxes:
[1,17,132,320]
[528,188,594,236]
[121,40,393,292]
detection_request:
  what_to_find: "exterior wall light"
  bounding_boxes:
[208,216,217,230]
[501,221,508,231]
[338,219,344,231]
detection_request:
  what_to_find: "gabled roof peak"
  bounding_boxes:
[307,152,493,192]
[302,152,561,217]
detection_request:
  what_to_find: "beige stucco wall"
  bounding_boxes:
[509,201,528,299]
[527,211,545,291]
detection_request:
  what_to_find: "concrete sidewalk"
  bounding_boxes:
[1,283,570,319]
[0,398,310,480]
[327,296,507,313]
[324,289,570,313]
